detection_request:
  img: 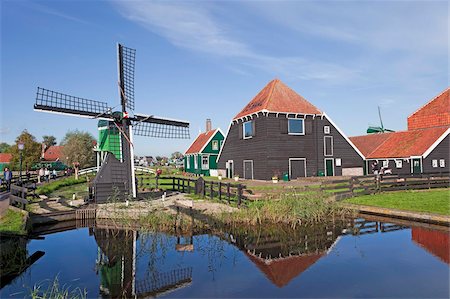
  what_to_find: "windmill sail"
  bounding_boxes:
[34,87,112,119]
[118,44,136,111]
[131,114,190,138]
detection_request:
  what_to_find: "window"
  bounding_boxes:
[212,140,219,150]
[194,155,198,169]
[383,160,389,168]
[432,159,438,167]
[186,156,190,169]
[395,160,402,168]
[324,126,330,134]
[202,155,209,170]
[440,159,445,168]
[288,118,304,135]
[243,121,254,139]
[324,136,333,156]
[335,158,342,167]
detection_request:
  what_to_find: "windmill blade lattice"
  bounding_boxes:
[118,44,136,111]
[34,87,112,119]
[132,120,190,139]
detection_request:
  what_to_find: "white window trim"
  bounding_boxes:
[288,118,305,135]
[243,121,253,139]
[395,160,402,169]
[432,159,438,168]
[212,140,219,151]
[186,155,190,169]
[335,158,342,167]
[194,154,198,169]
[382,160,389,168]
[410,156,422,173]
[324,158,334,176]
[226,160,234,178]
[243,160,254,180]
[439,159,445,168]
[201,155,209,170]
[289,158,307,178]
[324,126,330,134]
[324,136,334,157]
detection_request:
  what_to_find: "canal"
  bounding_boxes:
[1,216,449,298]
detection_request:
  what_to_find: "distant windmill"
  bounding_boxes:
[367,106,395,134]
[34,44,190,202]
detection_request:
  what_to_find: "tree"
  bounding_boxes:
[61,130,96,169]
[0,142,11,153]
[9,130,42,170]
[171,151,183,160]
[42,135,57,148]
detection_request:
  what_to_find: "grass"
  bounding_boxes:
[49,183,89,199]
[0,208,27,235]
[36,176,91,195]
[345,189,450,215]
[30,276,87,299]
[221,192,354,227]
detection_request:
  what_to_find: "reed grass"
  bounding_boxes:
[29,276,87,299]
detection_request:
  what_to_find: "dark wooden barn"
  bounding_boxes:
[217,79,365,180]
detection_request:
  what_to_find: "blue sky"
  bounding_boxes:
[1,0,448,156]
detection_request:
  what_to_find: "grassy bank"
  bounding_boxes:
[0,208,27,235]
[222,192,353,227]
[36,176,90,195]
[345,189,450,215]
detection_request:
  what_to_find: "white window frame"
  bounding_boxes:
[324,136,334,156]
[243,160,254,180]
[243,121,253,139]
[186,155,190,169]
[289,158,307,178]
[212,140,219,151]
[395,160,402,168]
[194,154,198,169]
[440,159,445,168]
[335,158,342,167]
[432,159,438,168]
[288,118,305,135]
[201,155,209,170]
[382,160,389,168]
[324,126,330,134]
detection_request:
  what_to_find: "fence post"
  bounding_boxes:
[227,183,230,204]
[237,184,243,207]
[187,179,191,194]
[218,182,222,201]
[182,178,185,193]
[427,174,431,189]
[202,180,206,197]
[172,177,175,190]
[210,181,214,199]
[350,177,354,196]
[156,176,159,189]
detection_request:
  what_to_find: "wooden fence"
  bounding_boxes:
[137,176,246,206]
[321,172,450,201]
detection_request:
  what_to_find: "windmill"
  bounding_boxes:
[366,106,395,134]
[34,44,190,203]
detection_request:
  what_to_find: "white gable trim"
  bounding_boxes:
[198,128,225,153]
[323,113,365,159]
[217,122,232,163]
[423,128,450,158]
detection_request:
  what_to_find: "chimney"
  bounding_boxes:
[206,119,212,132]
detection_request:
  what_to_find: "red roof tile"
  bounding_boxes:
[350,126,449,159]
[43,145,64,161]
[234,79,322,120]
[245,252,323,288]
[185,129,218,154]
[408,88,450,130]
[0,153,12,163]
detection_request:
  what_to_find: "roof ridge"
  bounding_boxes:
[408,87,450,118]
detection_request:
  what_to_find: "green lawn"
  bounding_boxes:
[0,209,27,235]
[345,189,450,215]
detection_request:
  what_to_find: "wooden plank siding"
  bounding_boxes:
[218,113,364,180]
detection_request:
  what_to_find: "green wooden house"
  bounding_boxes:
[184,128,225,176]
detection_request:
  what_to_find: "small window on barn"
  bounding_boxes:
[335,158,342,167]
[395,160,402,168]
[432,159,438,167]
[440,159,445,168]
[383,160,389,168]
[243,121,254,139]
[324,126,330,134]
[212,140,219,150]
[202,155,209,170]
[288,118,304,135]
[324,136,333,156]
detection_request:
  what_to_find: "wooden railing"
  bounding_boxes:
[321,172,450,200]
[137,176,246,206]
